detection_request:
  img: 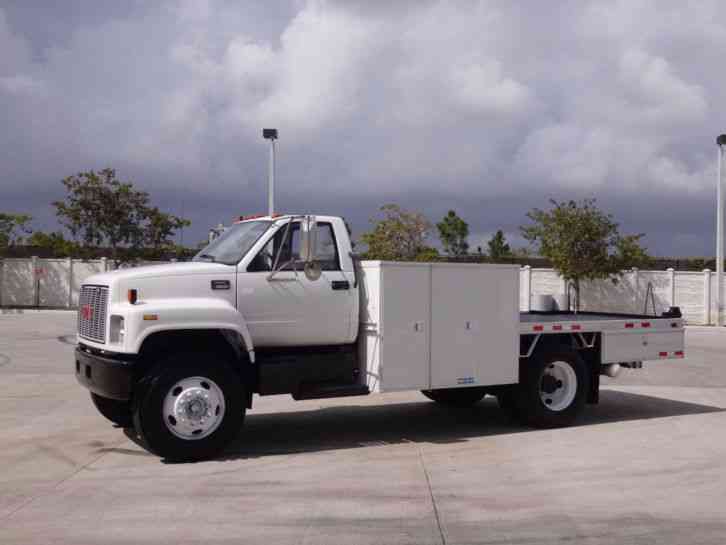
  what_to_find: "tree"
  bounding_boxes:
[53,169,189,265]
[511,246,532,258]
[144,206,190,256]
[0,213,32,252]
[437,210,469,256]
[27,231,78,257]
[413,246,440,262]
[361,204,434,260]
[487,230,512,261]
[521,199,651,307]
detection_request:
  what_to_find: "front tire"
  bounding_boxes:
[132,353,244,461]
[421,387,487,407]
[91,393,133,428]
[516,348,589,428]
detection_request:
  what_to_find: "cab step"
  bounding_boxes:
[293,383,370,401]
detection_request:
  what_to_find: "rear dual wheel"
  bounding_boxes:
[504,348,589,428]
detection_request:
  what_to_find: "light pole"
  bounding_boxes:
[717,135,726,326]
[263,128,278,216]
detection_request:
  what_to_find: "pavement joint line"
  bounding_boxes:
[418,446,446,545]
[0,436,128,522]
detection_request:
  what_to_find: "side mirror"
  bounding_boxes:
[299,216,322,281]
[299,215,318,263]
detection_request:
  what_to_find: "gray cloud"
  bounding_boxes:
[0,0,724,254]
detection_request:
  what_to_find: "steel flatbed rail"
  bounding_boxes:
[519,311,685,361]
[520,311,684,334]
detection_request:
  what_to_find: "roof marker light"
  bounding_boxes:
[236,212,286,223]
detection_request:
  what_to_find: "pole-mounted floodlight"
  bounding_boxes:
[717,134,726,326]
[263,128,278,217]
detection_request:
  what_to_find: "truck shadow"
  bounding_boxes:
[211,389,724,462]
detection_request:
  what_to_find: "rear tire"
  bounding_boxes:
[132,352,244,462]
[91,392,132,428]
[421,387,487,407]
[516,347,589,428]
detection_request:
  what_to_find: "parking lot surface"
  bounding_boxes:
[1,311,725,544]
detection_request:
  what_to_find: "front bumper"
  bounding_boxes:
[75,345,136,401]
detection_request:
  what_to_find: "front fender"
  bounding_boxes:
[117,298,255,363]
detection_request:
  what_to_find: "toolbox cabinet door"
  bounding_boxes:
[429,265,518,389]
[379,264,430,391]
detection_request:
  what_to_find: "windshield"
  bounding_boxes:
[193,221,271,265]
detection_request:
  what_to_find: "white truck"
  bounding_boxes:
[75,214,685,461]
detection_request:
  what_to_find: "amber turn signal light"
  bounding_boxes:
[128,289,138,304]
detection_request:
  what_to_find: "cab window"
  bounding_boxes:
[247,222,340,272]
[316,223,340,270]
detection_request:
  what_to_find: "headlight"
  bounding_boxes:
[110,315,125,344]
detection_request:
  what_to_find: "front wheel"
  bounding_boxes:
[516,348,589,428]
[132,353,244,461]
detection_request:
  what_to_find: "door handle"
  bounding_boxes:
[332,280,350,291]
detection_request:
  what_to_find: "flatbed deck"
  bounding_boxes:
[520,311,656,323]
[519,311,683,335]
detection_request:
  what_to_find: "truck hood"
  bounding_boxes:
[83,262,238,305]
[83,261,234,286]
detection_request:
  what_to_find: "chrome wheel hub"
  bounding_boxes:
[163,376,226,440]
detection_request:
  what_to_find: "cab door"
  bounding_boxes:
[237,221,355,347]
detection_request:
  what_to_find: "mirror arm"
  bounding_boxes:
[267,219,295,281]
[267,260,298,281]
[266,215,319,282]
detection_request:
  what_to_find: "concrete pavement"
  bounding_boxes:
[1,312,725,544]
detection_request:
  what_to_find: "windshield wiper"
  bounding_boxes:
[196,254,216,262]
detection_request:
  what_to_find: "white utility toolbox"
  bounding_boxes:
[359,261,519,392]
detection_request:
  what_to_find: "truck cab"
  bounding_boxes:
[230,215,358,347]
[75,215,365,460]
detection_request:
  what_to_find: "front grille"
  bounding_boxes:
[78,285,109,343]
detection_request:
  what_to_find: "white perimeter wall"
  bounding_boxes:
[0,258,167,310]
[0,258,723,325]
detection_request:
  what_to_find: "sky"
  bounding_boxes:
[1,0,725,256]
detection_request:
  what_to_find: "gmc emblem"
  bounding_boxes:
[81,304,93,320]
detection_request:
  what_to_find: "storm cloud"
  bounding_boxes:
[1,0,725,255]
